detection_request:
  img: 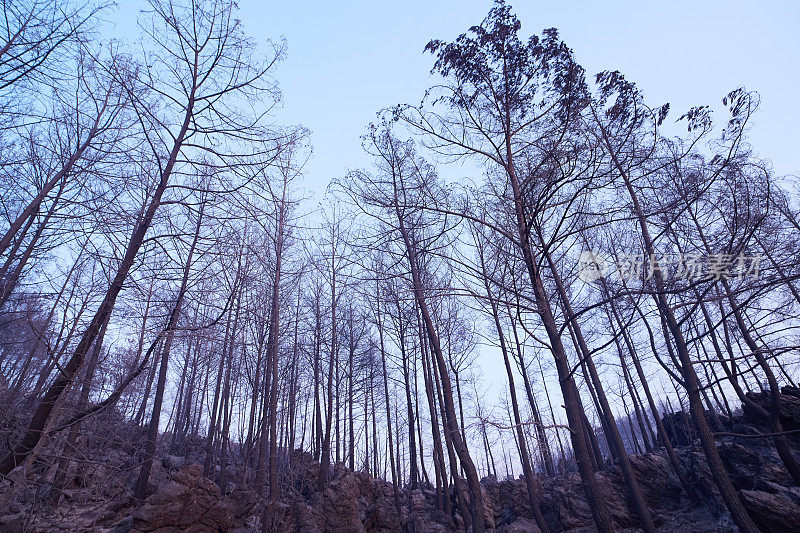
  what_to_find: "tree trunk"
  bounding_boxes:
[596,114,759,532]
[135,201,204,499]
[0,79,196,476]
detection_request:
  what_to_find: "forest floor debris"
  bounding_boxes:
[1,391,799,531]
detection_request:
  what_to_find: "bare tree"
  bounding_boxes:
[0,0,283,475]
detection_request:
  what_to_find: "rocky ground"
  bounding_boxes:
[1,390,799,532]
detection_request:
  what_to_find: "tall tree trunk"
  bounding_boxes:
[418,310,449,514]
[596,113,759,532]
[204,278,240,478]
[541,232,654,530]
[135,201,204,499]
[477,238,549,531]
[50,311,111,502]
[319,249,338,487]
[347,311,356,471]
[0,79,196,476]
[373,289,406,528]
[495,119,614,530]
[266,191,287,501]
[396,301,420,490]
[392,182,486,533]
[506,307,556,477]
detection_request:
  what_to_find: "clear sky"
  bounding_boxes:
[224,0,800,191]
[112,1,800,191]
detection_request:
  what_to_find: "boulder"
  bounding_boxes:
[541,474,594,531]
[743,391,800,431]
[740,489,800,533]
[658,411,722,447]
[131,462,253,532]
[161,454,186,471]
[496,517,542,533]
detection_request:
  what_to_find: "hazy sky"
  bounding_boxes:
[226,0,799,190]
[114,1,800,190]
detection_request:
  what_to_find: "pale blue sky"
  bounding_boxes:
[113,1,800,189]
[228,0,800,190]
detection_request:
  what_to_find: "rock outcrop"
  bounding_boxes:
[130,462,256,532]
[3,393,800,532]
